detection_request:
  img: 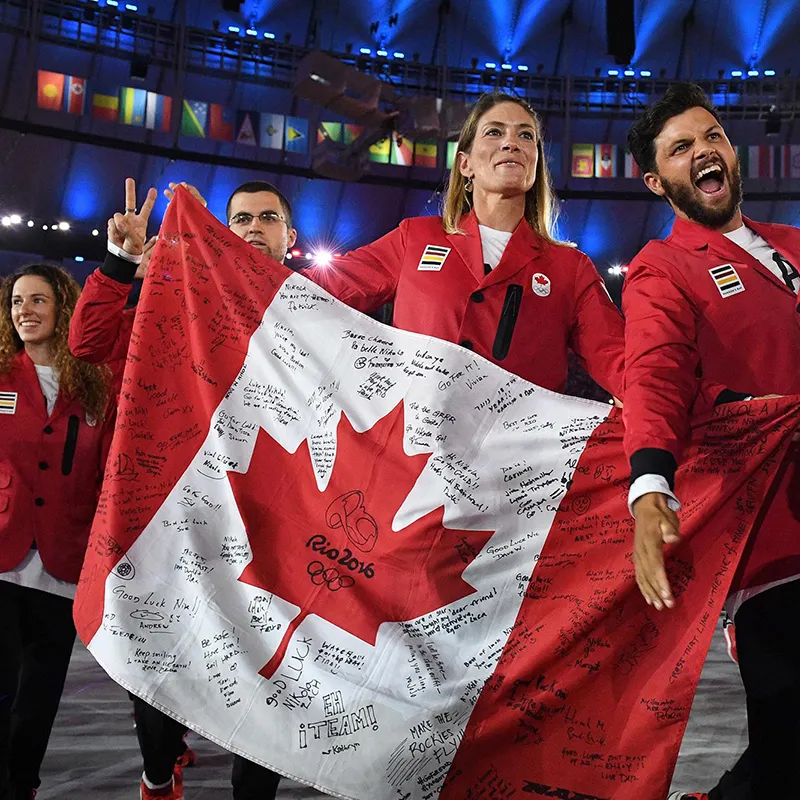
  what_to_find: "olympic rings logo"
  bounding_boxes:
[307,560,355,591]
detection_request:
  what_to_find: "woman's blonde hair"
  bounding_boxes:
[442,92,571,246]
[0,264,111,421]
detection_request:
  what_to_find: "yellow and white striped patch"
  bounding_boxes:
[0,391,18,414]
[417,244,451,271]
[709,263,745,298]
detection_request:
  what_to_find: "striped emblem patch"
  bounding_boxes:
[417,244,451,271]
[709,264,745,298]
[0,391,18,414]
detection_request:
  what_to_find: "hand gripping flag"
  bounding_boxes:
[75,188,800,800]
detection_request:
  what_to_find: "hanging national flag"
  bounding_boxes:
[208,104,234,142]
[317,121,342,144]
[390,132,413,166]
[235,110,260,146]
[181,99,208,138]
[285,116,309,153]
[63,75,87,115]
[446,140,458,170]
[624,150,641,178]
[119,86,147,127]
[343,124,364,145]
[571,143,595,178]
[414,139,438,168]
[777,144,800,179]
[145,92,172,132]
[738,144,774,179]
[75,187,800,800]
[37,70,65,111]
[594,143,617,178]
[259,113,284,149]
[545,142,562,179]
[91,92,119,122]
[369,136,390,164]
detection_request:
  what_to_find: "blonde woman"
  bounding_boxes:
[309,91,625,396]
[0,264,113,800]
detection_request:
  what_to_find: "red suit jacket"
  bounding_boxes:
[309,212,625,396]
[0,351,113,583]
[623,214,800,589]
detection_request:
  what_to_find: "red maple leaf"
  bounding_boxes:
[534,274,548,285]
[228,401,494,678]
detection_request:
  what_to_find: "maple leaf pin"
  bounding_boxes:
[228,401,495,678]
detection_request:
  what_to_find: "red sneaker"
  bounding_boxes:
[140,766,183,800]
[176,744,196,768]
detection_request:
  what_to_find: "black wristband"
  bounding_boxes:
[714,389,752,406]
[630,448,677,488]
[100,251,139,284]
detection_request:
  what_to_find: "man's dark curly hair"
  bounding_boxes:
[628,83,721,175]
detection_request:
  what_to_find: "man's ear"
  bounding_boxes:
[287,227,298,249]
[643,172,666,197]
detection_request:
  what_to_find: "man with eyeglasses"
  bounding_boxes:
[69,177,295,799]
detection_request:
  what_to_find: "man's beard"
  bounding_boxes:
[660,161,743,229]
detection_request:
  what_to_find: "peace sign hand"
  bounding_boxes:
[108,177,157,256]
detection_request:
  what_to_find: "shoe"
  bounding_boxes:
[722,611,738,664]
[667,793,708,799]
[175,742,196,768]
[139,767,183,800]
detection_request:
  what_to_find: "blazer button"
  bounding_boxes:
[38,461,49,470]
[460,339,474,350]
[43,425,53,434]
[34,497,45,507]
[470,291,484,303]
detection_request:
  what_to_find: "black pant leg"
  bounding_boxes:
[735,579,800,797]
[231,754,281,800]
[0,582,24,795]
[6,584,75,792]
[132,695,187,786]
[707,747,752,800]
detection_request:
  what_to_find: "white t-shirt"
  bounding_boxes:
[724,224,800,293]
[0,364,75,600]
[479,225,513,270]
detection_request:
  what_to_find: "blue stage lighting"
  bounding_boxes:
[124,3,137,10]
[376,49,388,57]
[731,70,743,77]
[360,47,371,54]
[517,65,529,71]
[624,69,635,76]
[246,29,257,36]
[608,69,619,76]
[393,52,404,59]
[263,32,275,38]
[747,69,759,76]
[228,25,240,33]
[501,63,512,70]
[485,62,497,69]
[764,69,776,76]
[640,70,651,77]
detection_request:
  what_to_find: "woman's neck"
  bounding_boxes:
[471,190,526,232]
[24,341,54,367]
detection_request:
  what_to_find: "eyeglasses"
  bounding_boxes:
[228,211,286,227]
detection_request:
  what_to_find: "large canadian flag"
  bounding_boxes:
[75,189,800,800]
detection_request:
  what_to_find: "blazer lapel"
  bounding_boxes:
[14,351,48,417]
[445,211,487,284]
[481,218,542,290]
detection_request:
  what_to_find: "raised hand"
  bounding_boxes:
[164,181,208,207]
[108,177,157,256]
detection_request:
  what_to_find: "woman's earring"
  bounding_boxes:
[464,176,473,192]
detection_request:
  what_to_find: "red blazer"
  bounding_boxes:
[309,212,625,396]
[623,214,800,589]
[0,351,113,583]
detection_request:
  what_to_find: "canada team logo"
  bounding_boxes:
[532,273,551,297]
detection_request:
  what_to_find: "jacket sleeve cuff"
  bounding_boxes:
[629,447,677,488]
[715,389,753,405]
[628,474,681,516]
[100,251,139,284]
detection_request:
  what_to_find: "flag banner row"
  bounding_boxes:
[74,187,800,800]
[570,142,800,179]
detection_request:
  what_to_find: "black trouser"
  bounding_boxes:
[708,579,800,798]
[132,695,281,797]
[0,581,76,797]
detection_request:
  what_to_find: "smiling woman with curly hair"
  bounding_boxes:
[0,263,116,799]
